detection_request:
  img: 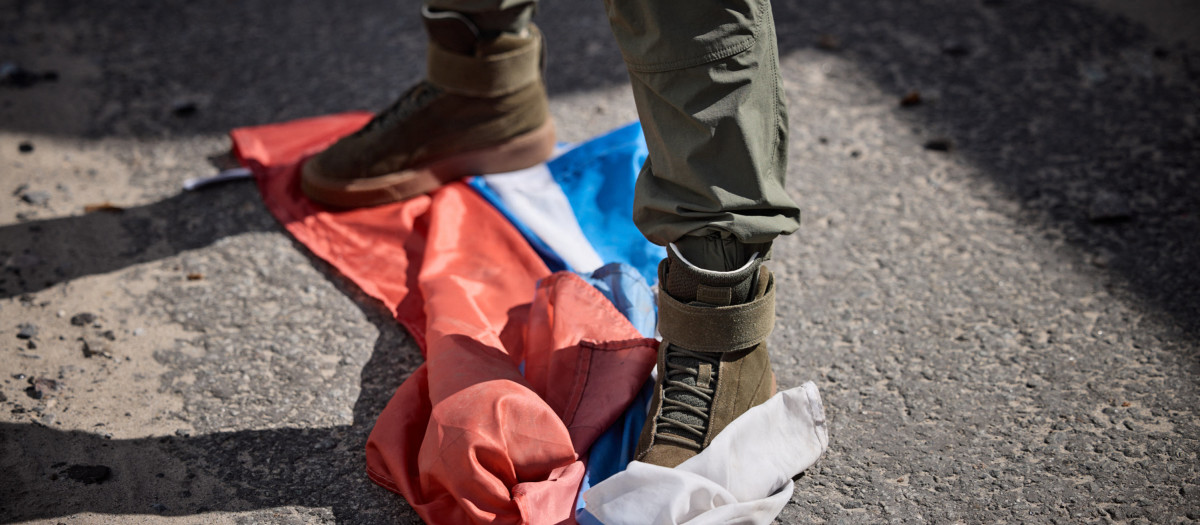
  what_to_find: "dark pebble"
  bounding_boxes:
[20,190,50,205]
[25,376,60,399]
[100,330,116,341]
[2,65,43,88]
[70,312,97,326]
[171,101,198,118]
[16,323,38,339]
[942,41,970,57]
[80,338,111,359]
[64,464,112,484]
[924,138,954,152]
[1088,191,1133,223]
[18,141,34,153]
[900,90,922,107]
[816,34,841,51]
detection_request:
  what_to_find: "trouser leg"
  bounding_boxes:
[425,0,536,36]
[602,0,800,271]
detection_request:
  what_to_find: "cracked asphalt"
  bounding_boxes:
[1,0,1198,523]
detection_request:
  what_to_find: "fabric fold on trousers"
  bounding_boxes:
[231,113,657,525]
[581,382,829,525]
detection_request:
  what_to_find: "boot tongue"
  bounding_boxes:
[665,245,760,306]
[423,8,481,55]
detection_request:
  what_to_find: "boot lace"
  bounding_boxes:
[654,345,720,450]
[352,81,443,138]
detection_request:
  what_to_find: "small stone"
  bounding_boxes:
[175,428,191,438]
[17,142,34,154]
[150,502,168,513]
[64,464,112,484]
[900,91,922,107]
[20,188,50,204]
[70,313,97,326]
[25,376,60,399]
[132,327,144,336]
[171,101,197,118]
[84,202,125,213]
[16,323,38,339]
[1,62,51,88]
[1088,191,1133,223]
[924,138,954,152]
[816,34,841,51]
[100,330,116,341]
[80,338,111,359]
[942,41,970,57]
[26,339,36,350]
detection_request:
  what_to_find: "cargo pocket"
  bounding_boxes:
[604,0,765,73]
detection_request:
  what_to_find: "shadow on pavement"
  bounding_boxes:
[774,0,1200,337]
[3,0,1196,334]
[0,181,274,299]
[0,261,424,524]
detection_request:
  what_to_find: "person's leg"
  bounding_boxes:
[301,0,551,207]
[602,0,801,467]
[425,0,536,37]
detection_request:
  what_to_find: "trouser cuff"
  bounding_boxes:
[673,232,772,272]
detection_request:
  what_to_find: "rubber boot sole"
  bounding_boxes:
[300,119,556,208]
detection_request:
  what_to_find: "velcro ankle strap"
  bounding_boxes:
[427,27,542,97]
[658,273,775,353]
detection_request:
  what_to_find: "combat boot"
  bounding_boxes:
[636,244,778,468]
[301,7,554,208]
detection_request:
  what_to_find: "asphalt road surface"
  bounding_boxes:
[1,0,1198,523]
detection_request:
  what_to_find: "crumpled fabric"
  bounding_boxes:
[231,113,657,525]
[473,122,663,284]
[473,161,604,274]
[581,382,829,525]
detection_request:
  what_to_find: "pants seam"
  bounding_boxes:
[621,0,767,74]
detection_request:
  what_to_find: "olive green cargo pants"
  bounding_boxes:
[426,0,801,271]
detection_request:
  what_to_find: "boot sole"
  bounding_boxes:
[300,119,556,208]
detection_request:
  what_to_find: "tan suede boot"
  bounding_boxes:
[636,244,778,468]
[301,7,554,208]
